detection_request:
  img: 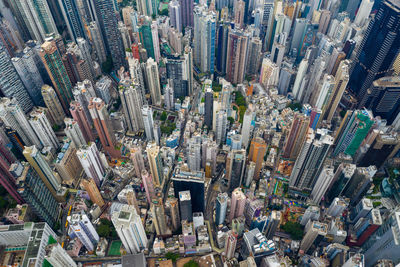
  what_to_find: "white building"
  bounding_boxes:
[145,58,162,106]
[68,213,99,251]
[64,118,87,147]
[45,243,77,267]
[77,143,107,186]
[29,108,59,150]
[111,204,148,254]
[142,105,154,141]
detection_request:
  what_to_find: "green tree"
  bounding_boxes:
[160,111,167,121]
[227,117,235,124]
[165,252,179,262]
[184,260,199,267]
[97,224,111,238]
[101,56,113,74]
[339,110,347,118]
[159,8,169,16]
[281,221,304,240]
[287,102,302,111]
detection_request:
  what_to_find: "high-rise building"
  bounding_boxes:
[363,211,400,265]
[326,164,356,203]
[64,118,87,147]
[215,192,228,225]
[292,58,309,101]
[216,21,231,75]
[354,0,374,26]
[0,98,41,148]
[300,206,320,226]
[333,109,374,157]
[322,60,350,122]
[0,223,62,266]
[146,142,164,187]
[166,197,180,231]
[42,85,66,126]
[29,108,59,150]
[249,137,267,180]
[259,57,279,89]
[58,0,86,41]
[289,129,333,196]
[45,242,77,267]
[224,230,238,259]
[40,40,73,113]
[112,204,148,254]
[171,167,205,213]
[145,58,162,106]
[151,21,160,62]
[55,140,82,185]
[151,198,171,236]
[193,6,216,74]
[265,210,281,239]
[226,149,246,191]
[229,188,246,220]
[142,105,155,141]
[0,43,33,113]
[70,101,94,143]
[225,28,248,84]
[88,97,120,158]
[342,166,376,205]
[138,16,154,58]
[130,145,145,178]
[77,143,107,187]
[364,76,400,124]
[300,221,328,254]
[179,190,193,222]
[81,178,105,207]
[11,47,45,107]
[310,166,335,205]
[348,0,400,108]
[246,37,262,76]
[180,0,194,27]
[215,110,228,144]
[23,146,63,201]
[0,142,24,203]
[11,162,59,227]
[13,0,58,43]
[68,212,99,251]
[92,0,125,69]
[282,113,310,159]
[204,83,214,130]
[169,0,182,32]
[120,84,144,133]
[88,21,107,64]
[241,107,254,148]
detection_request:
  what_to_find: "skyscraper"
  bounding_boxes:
[92,0,125,68]
[179,190,193,221]
[142,105,155,141]
[41,84,65,126]
[362,212,400,265]
[0,43,33,113]
[29,108,59,150]
[11,162,59,227]
[204,83,214,130]
[88,21,107,63]
[11,47,45,107]
[119,84,144,133]
[77,143,107,187]
[193,7,216,74]
[151,198,171,236]
[169,0,182,32]
[13,0,58,42]
[322,60,350,122]
[282,113,310,159]
[249,137,267,180]
[310,166,335,205]
[300,221,328,254]
[0,142,24,204]
[45,242,77,267]
[81,178,105,207]
[145,58,162,106]
[138,16,155,59]
[58,0,86,41]
[88,97,120,158]
[180,0,194,27]
[225,28,249,84]
[23,145,64,201]
[40,40,73,113]
[229,188,246,220]
[348,0,400,108]
[246,37,262,76]
[215,110,228,144]
[112,204,148,254]
[70,101,95,143]
[226,149,246,191]
[146,142,164,187]
[333,109,374,157]
[67,212,99,251]
[0,98,41,148]
[215,192,228,225]
[289,129,333,196]
[224,230,238,259]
